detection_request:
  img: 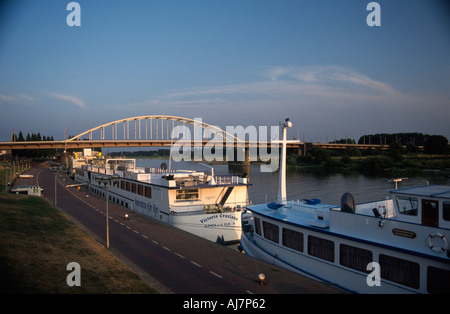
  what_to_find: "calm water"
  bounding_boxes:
[136,158,450,206]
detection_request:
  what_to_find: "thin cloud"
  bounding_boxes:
[49,92,86,109]
[0,93,37,104]
[146,65,407,104]
[261,65,399,95]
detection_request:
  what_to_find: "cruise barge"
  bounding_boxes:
[73,152,249,243]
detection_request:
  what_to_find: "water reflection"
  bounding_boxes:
[136,158,450,206]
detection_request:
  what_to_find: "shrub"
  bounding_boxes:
[308,147,331,164]
[424,135,449,154]
[359,156,393,174]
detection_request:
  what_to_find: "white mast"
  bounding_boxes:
[277,118,292,205]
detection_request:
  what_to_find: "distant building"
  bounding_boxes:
[0,149,12,160]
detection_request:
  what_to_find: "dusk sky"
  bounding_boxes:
[0,0,449,142]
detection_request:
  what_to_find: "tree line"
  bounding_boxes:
[12,131,55,142]
[356,132,448,154]
[357,132,432,146]
[331,132,448,155]
[11,131,56,158]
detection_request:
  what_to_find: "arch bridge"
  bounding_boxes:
[2,115,291,150]
[0,115,396,153]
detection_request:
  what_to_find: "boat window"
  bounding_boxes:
[145,186,152,198]
[422,199,439,227]
[131,183,136,194]
[120,180,126,190]
[443,202,450,221]
[427,266,450,294]
[340,244,372,273]
[176,189,199,200]
[126,181,130,192]
[138,184,144,196]
[263,221,279,243]
[379,254,419,289]
[254,217,261,236]
[282,228,303,252]
[308,236,334,262]
[396,197,418,216]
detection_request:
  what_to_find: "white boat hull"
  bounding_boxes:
[240,211,450,294]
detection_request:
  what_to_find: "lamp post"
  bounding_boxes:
[49,166,61,206]
[96,174,120,248]
[277,118,292,206]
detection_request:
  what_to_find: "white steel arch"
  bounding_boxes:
[67,115,242,143]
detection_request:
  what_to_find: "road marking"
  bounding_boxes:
[162,246,171,252]
[126,226,131,230]
[209,271,223,279]
[190,261,202,268]
[133,230,139,234]
[174,252,185,259]
[142,235,148,239]
[152,240,159,245]
[246,290,254,294]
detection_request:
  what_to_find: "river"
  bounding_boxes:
[136,158,450,206]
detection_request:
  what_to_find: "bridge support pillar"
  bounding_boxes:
[226,146,250,165]
[227,147,250,177]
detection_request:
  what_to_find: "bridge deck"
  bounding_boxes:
[0,140,394,150]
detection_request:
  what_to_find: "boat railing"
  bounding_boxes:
[80,166,247,186]
[174,175,247,188]
[214,175,247,185]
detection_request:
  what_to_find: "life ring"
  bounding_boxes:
[426,232,448,253]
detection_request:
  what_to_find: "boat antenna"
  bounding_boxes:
[277,118,292,205]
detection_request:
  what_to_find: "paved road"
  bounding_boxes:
[15,163,343,294]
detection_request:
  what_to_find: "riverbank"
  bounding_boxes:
[0,173,158,293]
[290,152,450,177]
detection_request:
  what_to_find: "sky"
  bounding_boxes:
[0,0,449,142]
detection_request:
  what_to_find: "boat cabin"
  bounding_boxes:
[333,185,450,230]
[390,185,450,229]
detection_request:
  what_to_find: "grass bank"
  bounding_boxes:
[0,172,158,293]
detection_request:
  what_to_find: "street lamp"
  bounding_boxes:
[49,166,62,206]
[96,174,120,248]
[277,118,292,206]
